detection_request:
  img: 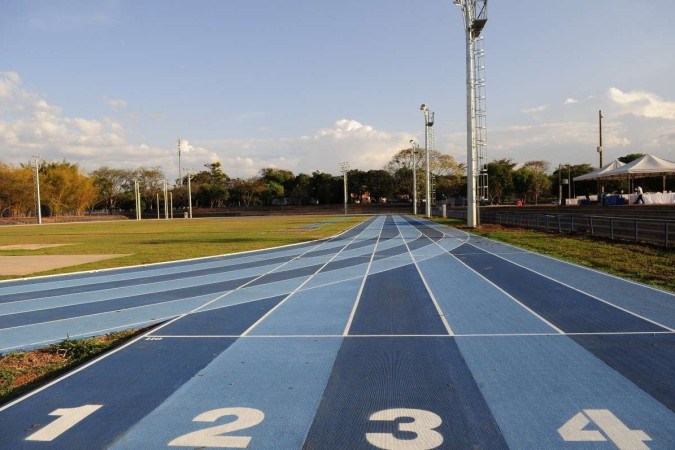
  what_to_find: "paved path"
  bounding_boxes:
[1,215,674,449]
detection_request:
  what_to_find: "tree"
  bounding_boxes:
[91,167,133,212]
[487,159,517,204]
[309,171,340,204]
[365,170,395,201]
[135,167,165,211]
[290,173,311,205]
[41,161,97,215]
[0,163,34,217]
[230,177,265,208]
[515,160,551,204]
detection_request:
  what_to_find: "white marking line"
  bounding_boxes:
[342,216,387,336]
[466,241,675,333]
[146,331,675,339]
[240,217,382,336]
[469,233,675,297]
[407,216,471,245]
[0,219,378,412]
[393,215,454,336]
[0,216,370,286]
[406,216,564,334]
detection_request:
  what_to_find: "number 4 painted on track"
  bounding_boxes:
[558,409,651,450]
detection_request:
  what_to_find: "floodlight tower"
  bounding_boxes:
[339,161,349,215]
[420,104,435,217]
[409,139,419,215]
[454,0,488,228]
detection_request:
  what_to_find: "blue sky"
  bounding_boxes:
[2,0,675,179]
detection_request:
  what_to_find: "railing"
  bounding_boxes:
[444,209,674,247]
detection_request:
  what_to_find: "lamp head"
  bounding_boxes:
[420,104,427,111]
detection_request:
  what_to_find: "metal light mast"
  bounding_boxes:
[32,156,42,225]
[420,104,435,217]
[597,110,604,195]
[454,0,488,228]
[339,162,349,215]
[410,139,419,215]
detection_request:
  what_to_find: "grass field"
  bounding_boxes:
[0,216,366,280]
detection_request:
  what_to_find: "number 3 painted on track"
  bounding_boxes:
[366,408,444,450]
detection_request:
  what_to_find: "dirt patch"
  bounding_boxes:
[0,244,71,251]
[0,255,130,275]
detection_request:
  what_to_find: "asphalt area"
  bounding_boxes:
[0,215,673,449]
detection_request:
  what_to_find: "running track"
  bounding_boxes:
[1,215,674,449]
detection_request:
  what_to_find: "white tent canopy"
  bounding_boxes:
[595,154,675,179]
[573,159,625,182]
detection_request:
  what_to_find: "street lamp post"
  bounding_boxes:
[32,156,42,225]
[420,104,434,217]
[187,170,193,219]
[409,140,419,215]
[339,162,349,215]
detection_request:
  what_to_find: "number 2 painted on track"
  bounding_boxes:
[25,404,102,442]
[168,407,265,448]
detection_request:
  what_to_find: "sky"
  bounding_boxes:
[2,0,675,180]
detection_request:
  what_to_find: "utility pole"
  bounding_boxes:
[454,0,488,228]
[32,156,42,225]
[597,110,604,195]
[187,170,193,219]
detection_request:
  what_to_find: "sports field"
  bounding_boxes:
[0,215,673,449]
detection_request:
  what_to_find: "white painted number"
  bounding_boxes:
[25,404,102,442]
[366,408,443,450]
[168,407,265,448]
[558,409,652,450]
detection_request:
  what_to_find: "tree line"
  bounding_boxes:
[2,150,663,218]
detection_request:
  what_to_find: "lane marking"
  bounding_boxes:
[0,218,379,413]
[240,216,384,336]
[342,216,387,336]
[403,217,563,334]
[467,233,675,297]
[558,409,651,450]
[393,215,454,336]
[25,404,103,442]
[464,241,675,332]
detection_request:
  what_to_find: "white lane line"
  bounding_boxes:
[0,218,380,412]
[404,216,564,334]
[342,216,387,336]
[467,233,675,297]
[464,241,675,333]
[393,215,454,336]
[147,330,675,339]
[240,217,383,336]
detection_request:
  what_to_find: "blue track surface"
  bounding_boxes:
[1,215,673,449]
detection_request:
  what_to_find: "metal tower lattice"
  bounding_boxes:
[473,35,488,203]
[455,0,488,227]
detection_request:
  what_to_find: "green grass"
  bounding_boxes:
[0,329,145,405]
[0,215,367,280]
[433,218,675,292]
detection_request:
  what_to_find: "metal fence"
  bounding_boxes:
[445,209,674,247]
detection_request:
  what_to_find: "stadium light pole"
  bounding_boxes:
[340,162,349,215]
[420,104,434,218]
[454,0,488,228]
[32,156,42,225]
[409,139,419,215]
[187,170,193,219]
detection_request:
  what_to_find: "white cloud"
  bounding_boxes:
[608,87,675,120]
[104,97,127,112]
[564,98,578,105]
[0,71,170,170]
[521,105,548,114]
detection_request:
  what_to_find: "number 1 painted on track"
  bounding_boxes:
[25,404,102,442]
